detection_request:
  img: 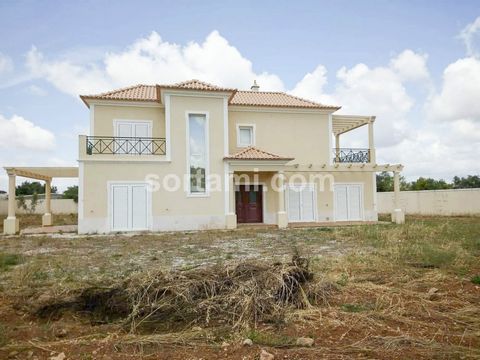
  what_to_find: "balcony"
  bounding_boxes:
[86,136,166,156]
[333,148,370,163]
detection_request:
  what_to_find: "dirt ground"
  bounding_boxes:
[0,215,479,359]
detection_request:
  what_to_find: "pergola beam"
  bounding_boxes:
[332,115,375,136]
[5,168,52,182]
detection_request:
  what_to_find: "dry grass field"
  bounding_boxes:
[0,215,479,359]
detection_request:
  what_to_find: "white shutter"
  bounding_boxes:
[111,183,149,231]
[131,185,148,229]
[288,187,301,222]
[301,185,315,221]
[348,185,362,220]
[134,123,149,137]
[288,184,316,222]
[116,123,132,154]
[112,185,129,230]
[334,184,363,221]
[334,185,348,221]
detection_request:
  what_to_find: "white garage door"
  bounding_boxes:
[334,184,363,221]
[111,183,149,231]
[288,184,316,222]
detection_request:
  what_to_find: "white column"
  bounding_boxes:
[42,179,53,226]
[7,174,15,219]
[393,171,400,208]
[4,173,19,234]
[368,120,376,164]
[277,171,288,228]
[225,171,237,229]
[391,171,405,224]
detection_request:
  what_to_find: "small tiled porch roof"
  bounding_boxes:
[224,146,294,161]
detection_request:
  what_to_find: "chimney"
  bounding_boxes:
[250,80,259,91]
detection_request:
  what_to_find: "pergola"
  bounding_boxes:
[3,167,78,235]
[331,114,404,224]
[332,115,376,163]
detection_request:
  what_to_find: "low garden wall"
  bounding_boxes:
[377,188,480,215]
[0,198,77,215]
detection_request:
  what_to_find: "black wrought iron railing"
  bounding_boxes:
[86,136,166,155]
[333,148,370,163]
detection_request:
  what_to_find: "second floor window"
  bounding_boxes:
[237,125,254,147]
[188,113,208,194]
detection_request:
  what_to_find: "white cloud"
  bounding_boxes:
[292,51,427,148]
[26,31,284,96]
[0,114,55,151]
[460,16,480,57]
[426,57,480,122]
[390,49,429,81]
[26,46,112,97]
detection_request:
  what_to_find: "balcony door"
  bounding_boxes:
[235,185,263,223]
[114,120,152,154]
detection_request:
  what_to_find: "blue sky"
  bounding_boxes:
[0,0,479,191]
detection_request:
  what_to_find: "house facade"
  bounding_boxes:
[76,80,404,234]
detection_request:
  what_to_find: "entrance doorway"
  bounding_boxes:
[235,185,263,223]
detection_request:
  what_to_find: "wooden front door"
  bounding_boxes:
[235,185,263,223]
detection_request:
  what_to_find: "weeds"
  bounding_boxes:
[0,323,7,347]
[0,216,479,359]
[245,329,296,347]
[0,253,23,272]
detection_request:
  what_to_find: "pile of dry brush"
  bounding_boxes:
[34,256,336,331]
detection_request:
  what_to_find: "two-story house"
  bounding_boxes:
[72,79,404,234]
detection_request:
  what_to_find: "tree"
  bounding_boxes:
[15,181,57,196]
[409,177,451,191]
[376,172,409,192]
[452,175,480,189]
[63,186,78,203]
[17,193,40,214]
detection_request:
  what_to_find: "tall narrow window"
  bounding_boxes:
[188,113,207,194]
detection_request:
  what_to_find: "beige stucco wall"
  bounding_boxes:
[229,110,331,164]
[80,98,379,233]
[80,95,227,233]
[93,105,165,137]
[0,199,77,215]
[377,189,480,215]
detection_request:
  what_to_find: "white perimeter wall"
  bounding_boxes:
[377,189,480,215]
[0,199,78,215]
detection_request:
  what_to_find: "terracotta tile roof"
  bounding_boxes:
[80,84,157,104]
[224,146,294,161]
[230,90,339,109]
[80,79,339,110]
[163,79,236,92]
